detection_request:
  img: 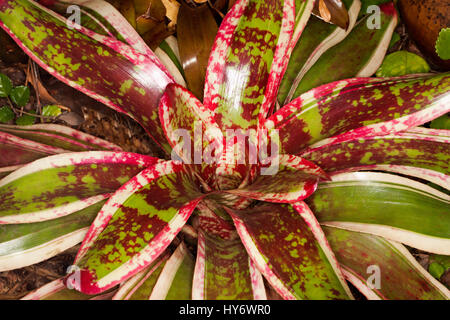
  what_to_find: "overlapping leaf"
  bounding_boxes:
[306,172,450,254]
[192,230,266,299]
[0,130,66,173]
[0,151,157,223]
[302,128,450,175]
[0,123,122,152]
[0,0,175,152]
[203,0,295,130]
[289,2,397,97]
[224,154,328,203]
[267,73,450,155]
[114,243,195,300]
[279,0,361,105]
[69,160,203,294]
[324,226,450,300]
[226,202,352,299]
[0,199,105,271]
[56,0,186,85]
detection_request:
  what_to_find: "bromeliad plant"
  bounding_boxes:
[0,0,449,300]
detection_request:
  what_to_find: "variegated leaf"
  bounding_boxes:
[0,0,174,152]
[22,278,117,300]
[159,83,222,190]
[306,172,450,254]
[203,0,295,130]
[192,230,266,299]
[69,160,203,294]
[0,130,66,169]
[279,0,360,105]
[0,151,157,223]
[56,0,186,85]
[289,2,397,97]
[0,123,122,152]
[224,154,327,203]
[266,73,450,155]
[150,242,195,300]
[114,243,195,300]
[302,128,450,175]
[112,252,169,300]
[0,199,105,272]
[226,202,352,299]
[324,226,450,300]
[195,199,238,240]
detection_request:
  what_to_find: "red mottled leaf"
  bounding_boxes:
[203,0,295,131]
[226,202,352,299]
[324,226,450,300]
[56,0,186,85]
[0,0,175,152]
[301,127,450,182]
[224,154,327,203]
[195,199,238,240]
[266,74,450,155]
[0,151,157,223]
[0,123,122,152]
[69,160,203,294]
[159,83,222,190]
[192,230,266,299]
[0,130,66,169]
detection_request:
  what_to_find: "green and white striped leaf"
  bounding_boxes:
[192,230,266,300]
[0,199,105,272]
[324,226,450,300]
[306,172,450,254]
[287,2,397,98]
[279,0,361,105]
